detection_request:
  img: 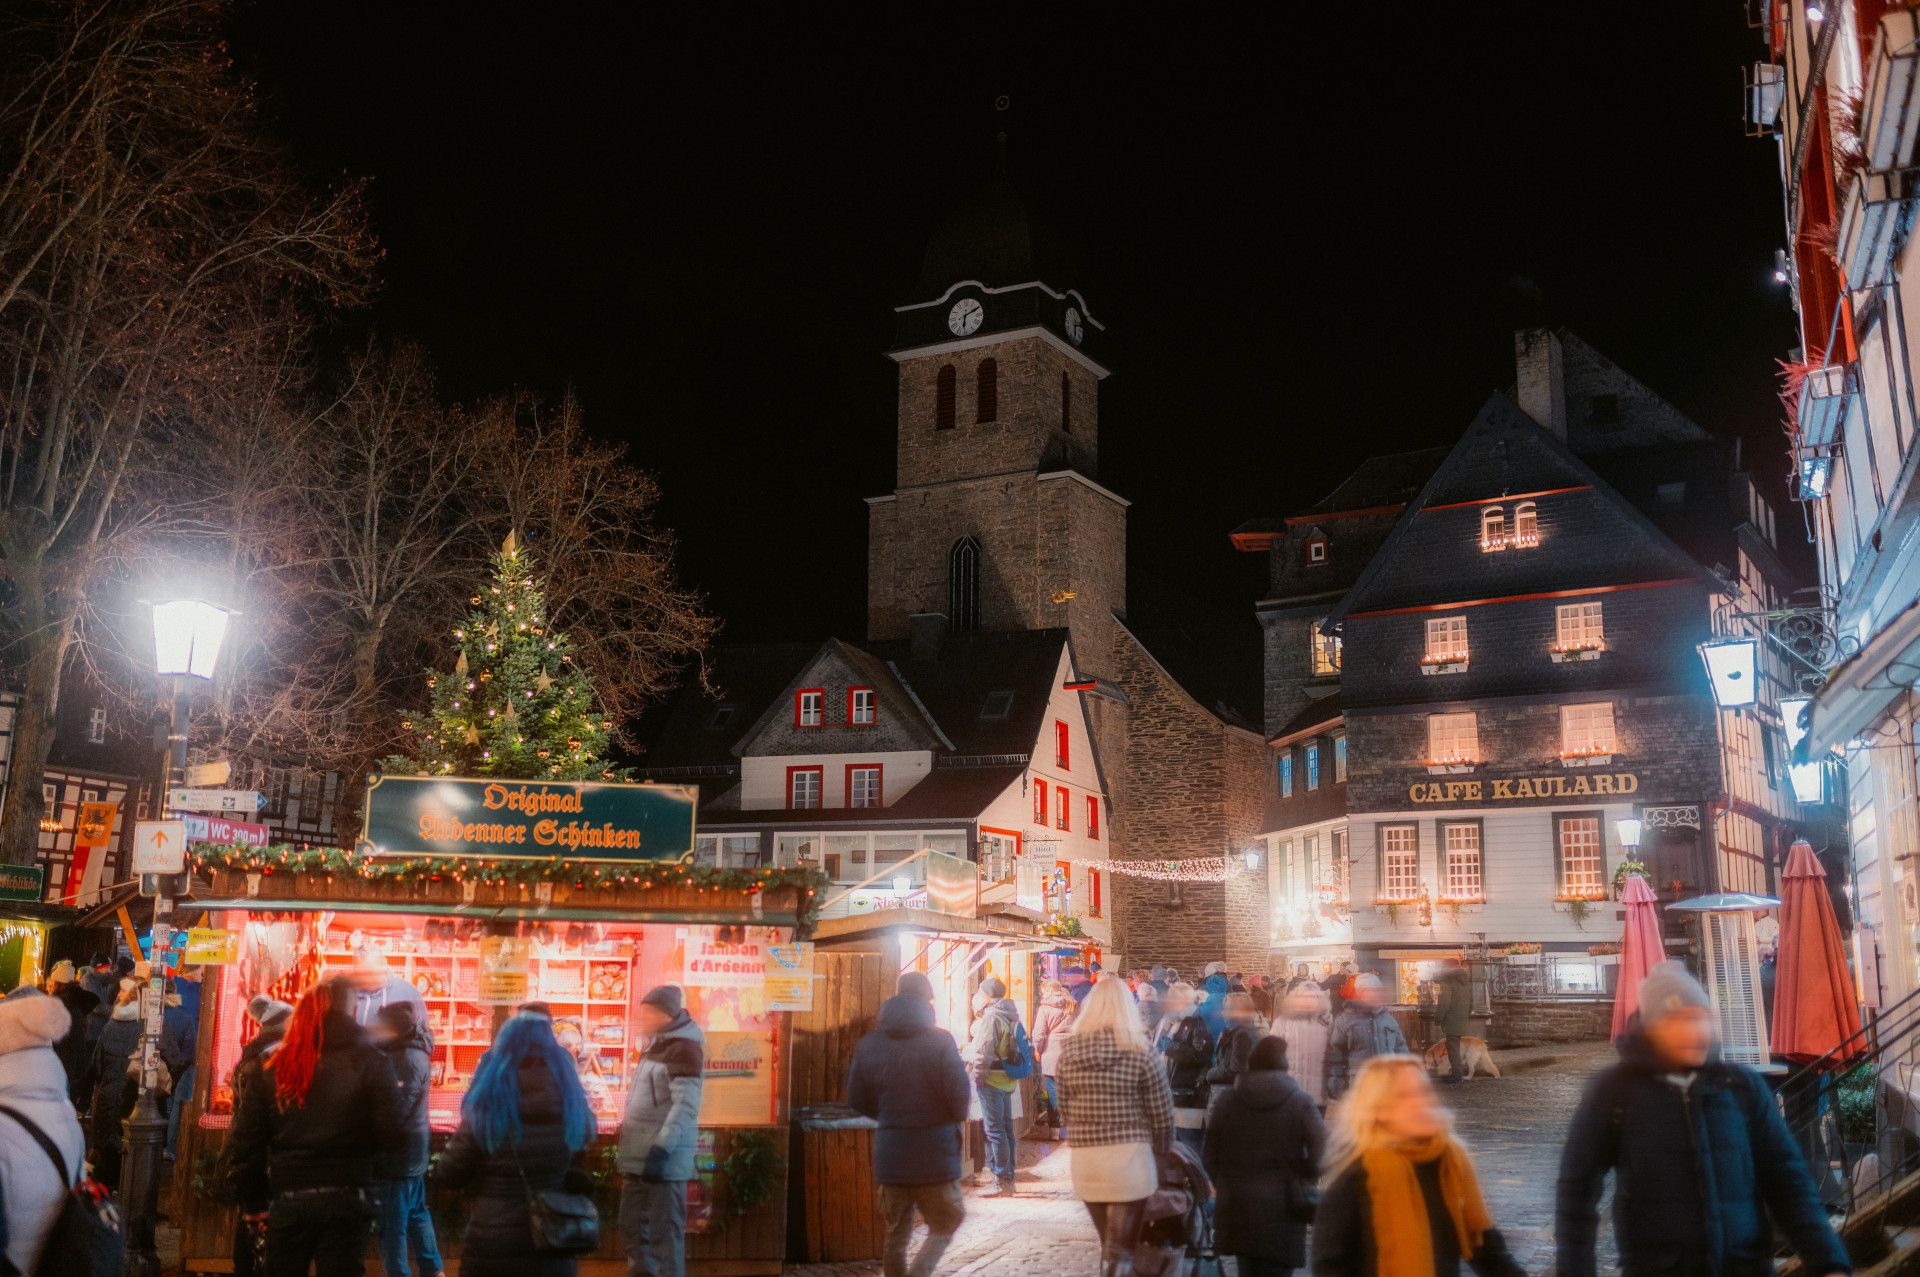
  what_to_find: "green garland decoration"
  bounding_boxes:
[188,842,829,930]
[712,1130,781,1233]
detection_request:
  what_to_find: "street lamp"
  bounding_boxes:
[124,597,230,1277]
[1617,817,1643,853]
[1698,636,1759,709]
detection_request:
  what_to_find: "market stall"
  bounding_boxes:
[0,865,60,993]
[172,774,823,1277]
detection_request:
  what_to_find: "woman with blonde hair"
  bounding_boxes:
[1311,1055,1523,1277]
[1057,975,1174,1277]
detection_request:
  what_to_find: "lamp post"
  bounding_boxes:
[1617,817,1643,855]
[124,598,229,1277]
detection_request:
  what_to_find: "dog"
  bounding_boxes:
[1422,1035,1501,1079]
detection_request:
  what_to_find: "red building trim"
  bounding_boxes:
[1086,795,1100,840]
[794,688,825,728]
[1345,577,1693,619]
[1055,784,1071,831]
[1054,720,1070,770]
[1033,778,1048,824]
[785,764,824,810]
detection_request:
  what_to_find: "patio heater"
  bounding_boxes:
[1666,892,1780,1068]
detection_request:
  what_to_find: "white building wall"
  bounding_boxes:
[738,749,933,810]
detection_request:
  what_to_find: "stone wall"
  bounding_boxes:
[1487,996,1612,1049]
[894,337,1096,491]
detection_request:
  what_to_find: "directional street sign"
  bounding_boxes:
[182,814,271,847]
[184,760,231,788]
[167,788,264,814]
[132,820,187,875]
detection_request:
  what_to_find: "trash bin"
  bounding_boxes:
[787,1104,883,1263]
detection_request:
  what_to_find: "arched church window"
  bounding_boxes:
[949,537,982,632]
[1061,371,1072,434]
[976,359,998,424]
[936,365,956,430]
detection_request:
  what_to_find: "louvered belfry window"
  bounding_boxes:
[936,365,957,430]
[976,358,998,424]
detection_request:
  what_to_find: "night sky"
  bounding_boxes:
[231,7,1795,718]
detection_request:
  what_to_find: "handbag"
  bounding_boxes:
[0,1104,124,1277]
[511,1143,600,1256]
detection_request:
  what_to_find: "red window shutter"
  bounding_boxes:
[1091,869,1102,916]
[936,365,957,430]
[1087,795,1099,839]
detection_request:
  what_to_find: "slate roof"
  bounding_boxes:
[639,643,816,772]
[917,174,1039,295]
[1272,693,1343,745]
[698,765,1024,825]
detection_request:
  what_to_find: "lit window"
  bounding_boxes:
[1557,815,1606,899]
[1278,753,1294,797]
[1034,778,1049,823]
[1381,824,1420,900]
[1480,505,1506,552]
[1334,734,1348,782]
[1307,536,1328,565]
[1424,616,1469,668]
[1312,618,1342,675]
[1441,822,1482,901]
[86,707,107,745]
[1087,795,1101,839]
[1055,785,1070,831]
[1427,712,1479,765]
[787,767,823,810]
[1554,602,1605,654]
[1055,720,1070,769]
[1560,702,1617,759]
[847,765,882,809]
[1513,501,1539,547]
[795,689,824,728]
[848,687,876,726]
[1305,743,1321,791]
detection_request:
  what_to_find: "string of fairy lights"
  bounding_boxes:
[1053,854,1230,883]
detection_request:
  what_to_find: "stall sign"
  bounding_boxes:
[848,888,927,915]
[700,1030,775,1125]
[359,774,697,861]
[0,864,43,903]
[684,931,765,989]
[478,935,533,1004]
[925,850,977,917]
[764,942,814,1012]
[183,928,240,965]
[1406,772,1640,804]
[182,814,271,847]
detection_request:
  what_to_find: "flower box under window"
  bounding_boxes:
[1555,891,1608,905]
[1435,895,1486,907]
[1558,748,1615,768]
[1420,653,1469,675]
[1426,758,1479,775]
[1549,643,1605,663]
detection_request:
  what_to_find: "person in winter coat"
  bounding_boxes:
[845,971,970,1277]
[960,977,1022,1197]
[43,960,99,1103]
[1156,981,1214,1153]
[343,943,430,1030]
[1326,974,1409,1102]
[1272,980,1334,1108]
[217,998,293,1277]
[620,985,706,1277]
[370,1002,442,1277]
[226,978,404,1277]
[1246,975,1274,1021]
[1060,965,1093,1005]
[84,976,145,1186]
[0,988,88,1274]
[1433,961,1472,1084]
[1149,981,1195,1055]
[1030,979,1077,1139]
[1554,961,1849,1277]
[1196,971,1231,1041]
[79,955,121,1054]
[1322,962,1356,1022]
[435,1010,597,1277]
[1204,1037,1326,1277]
[1312,1055,1524,1277]
[1206,992,1267,1112]
[1058,977,1175,1277]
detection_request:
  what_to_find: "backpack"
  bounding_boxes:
[0,1104,122,1277]
[995,1016,1036,1081]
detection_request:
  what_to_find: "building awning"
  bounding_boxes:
[1798,594,1920,757]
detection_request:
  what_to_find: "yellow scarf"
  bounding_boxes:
[1359,1135,1492,1277]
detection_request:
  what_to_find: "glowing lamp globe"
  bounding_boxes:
[151,599,231,679]
[1698,637,1758,709]
[1616,818,1643,851]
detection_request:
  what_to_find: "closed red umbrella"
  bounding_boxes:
[1772,839,1864,1065]
[1612,873,1666,1041]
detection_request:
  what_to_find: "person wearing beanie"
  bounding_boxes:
[43,960,97,1101]
[961,976,1023,1197]
[1555,960,1849,1277]
[620,984,704,1276]
[0,990,87,1273]
[369,1001,442,1277]
[1325,972,1408,1102]
[847,967,970,1277]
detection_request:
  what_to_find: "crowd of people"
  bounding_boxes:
[0,957,710,1277]
[845,957,1855,1277]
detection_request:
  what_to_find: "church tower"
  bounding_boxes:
[865,170,1126,657]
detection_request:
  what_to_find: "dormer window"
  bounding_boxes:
[1513,501,1539,548]
[1479,505,1506,552]
[1307,536,1328,565]
[848,687,876,726]
[794,689,824,728]
[1480,501,1540,552]
[936,365,956,430]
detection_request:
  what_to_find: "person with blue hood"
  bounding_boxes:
[1197,968,1232,1041]
[1555,961,1848,1277]
[846,971,970,1277]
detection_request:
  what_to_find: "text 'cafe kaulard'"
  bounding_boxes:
[1407,770,1641,804]
[171,772,829,1275]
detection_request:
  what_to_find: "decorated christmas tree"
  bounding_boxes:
[385,532,622,781]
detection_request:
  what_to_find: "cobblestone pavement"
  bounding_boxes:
[785,1039,1621,1276]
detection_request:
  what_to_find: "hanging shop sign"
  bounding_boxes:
[1406,772,1640,805]
[182,814,271,847]
[764,942,814,1012]
[183,928,241,965]
[478,935,533,1004]
[358,773,697,862]
[700,1030,776,1125]
[0,864,44,903]
[683,929,766,989]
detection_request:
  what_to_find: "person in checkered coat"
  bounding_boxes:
[1057,975,1176,1277]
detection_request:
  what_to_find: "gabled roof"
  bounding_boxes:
[1301,447,1451,517]
[1324,393,1717,627]
[699,765,1024,825]
[865,629,1074,756]
[731,638,949,758]
[639,643,817,771]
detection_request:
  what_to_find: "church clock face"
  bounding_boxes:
[948,298,984,336]
[1064,307,1084,345]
